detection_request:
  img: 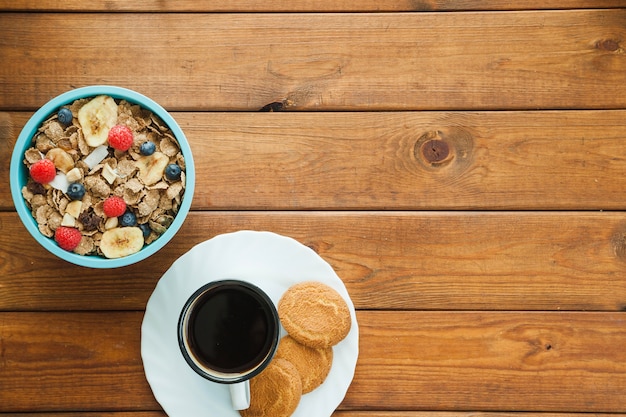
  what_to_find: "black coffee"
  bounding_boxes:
[187,284,276,373]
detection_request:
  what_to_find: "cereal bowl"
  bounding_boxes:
[10,86,195,268]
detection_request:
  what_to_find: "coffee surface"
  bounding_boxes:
[188,286,272,373]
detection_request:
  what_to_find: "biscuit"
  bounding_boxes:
[239,358,302,417]
[278,281,351,349]
[275,335,333,394]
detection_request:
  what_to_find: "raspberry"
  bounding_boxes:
[107,125,134,151]
[29,159,57,184]
[103,196,127,217]
[54,226,82,251]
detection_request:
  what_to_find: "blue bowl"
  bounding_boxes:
[10,86,195,268]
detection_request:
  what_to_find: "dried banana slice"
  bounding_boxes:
[99,227,144,258]
[78,95,118,147]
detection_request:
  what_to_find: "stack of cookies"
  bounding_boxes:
[240,281,352,417]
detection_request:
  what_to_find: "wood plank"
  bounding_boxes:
[0,414,165,417]
[335,415,626,417]
[348,311,626,412]
[1,11,625,111]
[5,412,626,416]
[1,413,625,417]
[0,311,155,412]
[1,311,624,412]
[1,0,624,12]
[3,110,626,211]
[1,211,626,312]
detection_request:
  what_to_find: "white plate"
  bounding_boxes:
[141,230,359,417]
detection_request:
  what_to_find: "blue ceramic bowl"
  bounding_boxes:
[10,86,195,268]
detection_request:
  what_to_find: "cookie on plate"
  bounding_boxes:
[275,335,333,394]
[239,358,302,417]
[278,281,351,349]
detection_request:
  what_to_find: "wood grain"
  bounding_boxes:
[0,312,154,412]
[349,311,626,412]
[1,311,624,412]
[1,11,625,111]
[2,5,625,415]
[3,410,617,416]
[0,414,166,417]
[1,0,624,12]
[1,211,626,312]
[334,415,626,417]
[3,110,626,212]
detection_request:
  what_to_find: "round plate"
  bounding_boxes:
[141,230,359,416]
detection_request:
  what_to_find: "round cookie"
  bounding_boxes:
[278,281,351,349]
[275,335,333,393]
[240,358,302,417]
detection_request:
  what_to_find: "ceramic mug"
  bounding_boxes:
[177,280,280,410]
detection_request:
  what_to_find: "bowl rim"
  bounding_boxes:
[10,85,195,268]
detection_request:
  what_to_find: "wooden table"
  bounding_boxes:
[1,1,626,415]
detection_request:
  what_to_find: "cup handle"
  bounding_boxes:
[229,380,250,410]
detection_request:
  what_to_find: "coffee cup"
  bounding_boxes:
[177,279,280,410]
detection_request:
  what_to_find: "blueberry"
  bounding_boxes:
[165,163,182,180]
[57,108,73,126]
[139,223,151,238]
[66,183,85,200]
[120,211,137,227]
[140,141,156,156]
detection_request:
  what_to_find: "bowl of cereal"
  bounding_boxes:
[10,86,195,268]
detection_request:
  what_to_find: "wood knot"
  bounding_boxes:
[595,38,621,52]
[259,101,286,112]
[259,99,295,112]
[420,139,450,165]
[413,127,474,172]
[611,226,626,261]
